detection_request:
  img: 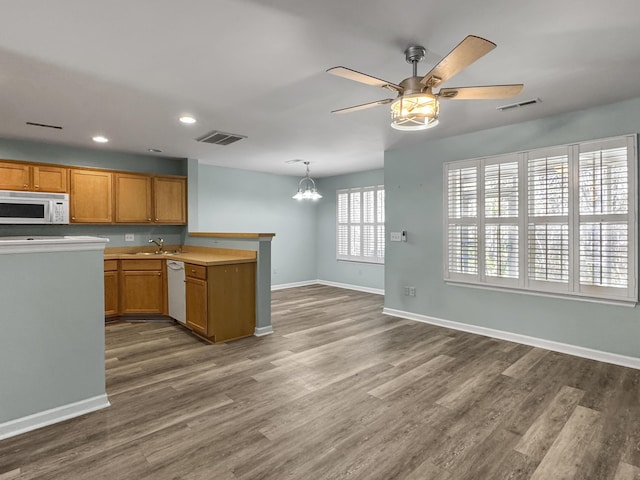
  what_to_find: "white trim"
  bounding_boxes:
[445,280,636,307]
[271,280,318,291]
[254,325,274,336]
[382,307,640,370]
[0,394,110,441]
[316,280,384,296]
[272,279,385,296]
[0,236,108,255]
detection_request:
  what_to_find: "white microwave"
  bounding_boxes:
[0,190,70,224]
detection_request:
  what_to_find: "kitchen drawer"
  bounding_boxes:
[104,259,118,271]
[120,259,163,271]
[185,263,207,280]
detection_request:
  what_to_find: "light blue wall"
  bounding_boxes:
[316,169,385,290]
[385,96,640,358]
[0,138,188,246]
[0,137,186,175]
[189,160,317,286]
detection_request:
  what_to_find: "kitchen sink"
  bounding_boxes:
[135,251,179,256]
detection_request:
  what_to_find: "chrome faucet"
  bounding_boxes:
[148,237,164,253]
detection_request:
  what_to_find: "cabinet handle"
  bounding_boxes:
[34,185,39,190]
[147,218,151,221]
[23,184,28,189]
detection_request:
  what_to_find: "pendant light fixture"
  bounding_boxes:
[293,161,322,201]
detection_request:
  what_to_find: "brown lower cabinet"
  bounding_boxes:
[119,259,165,315]
[104,259,166,318]
[185,262,256,343]
[103,258,255,342]
[104,260,119,317]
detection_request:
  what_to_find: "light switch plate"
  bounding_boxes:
[125,233,135,242]
[390,232,402,242]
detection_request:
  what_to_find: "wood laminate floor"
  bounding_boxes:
[2,285,640,479]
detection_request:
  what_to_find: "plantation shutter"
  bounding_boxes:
[578,138,633,298]
[445,164,479,279]
[444,134,636,304]
[337,192,349,257]
[484,161,519,283]
[527,150,570,291]
[336,186,385,263]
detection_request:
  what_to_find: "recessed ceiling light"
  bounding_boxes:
[92,135,109,143]
[147,148,162,153]
[179,115,196,124]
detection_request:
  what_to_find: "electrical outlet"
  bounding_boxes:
[391,232,402,242]
[125,233,134,242]
[409,287,416,297]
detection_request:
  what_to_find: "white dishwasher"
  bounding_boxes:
[167,260,186,324]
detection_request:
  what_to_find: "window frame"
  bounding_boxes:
[336,185,385,264]
[443,135,637,304]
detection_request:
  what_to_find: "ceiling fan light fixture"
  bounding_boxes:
[390,93,440,131]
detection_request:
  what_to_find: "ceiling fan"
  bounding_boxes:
[327,35,524,131]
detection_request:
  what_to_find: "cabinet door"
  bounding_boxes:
[70,169,113,223]
[154,176,186,224]
[32,165,68,193]
[120,270,164,314]
[104,270,119,317]
[185,276,208,336]
[115,173,152,223]
[208,263,256,342]
[0,161,30,190]
[104,260,119,317]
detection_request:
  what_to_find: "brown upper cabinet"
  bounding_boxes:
[115,173,153,223]
[114,174,186,224]
[0,161,68,193]
[70,169,113,223]
[0,158,186,224]
[154,176,186,224]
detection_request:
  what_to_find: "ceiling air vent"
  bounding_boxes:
[497,98,542,111]
[195,130,247,146]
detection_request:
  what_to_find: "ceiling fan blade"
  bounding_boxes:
[420,35,496,88]
[331,98,394,114]
[438,84,524,100]
[327,67,403,93]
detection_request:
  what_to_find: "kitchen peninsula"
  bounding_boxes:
[0,235,109,440]
[104,232,275,343]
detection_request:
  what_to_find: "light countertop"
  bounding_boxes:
[104,245,256,267]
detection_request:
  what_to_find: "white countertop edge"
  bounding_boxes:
[0,236,109,254]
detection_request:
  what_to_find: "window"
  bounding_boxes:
[444,135,637,303]
[337,185,384,263]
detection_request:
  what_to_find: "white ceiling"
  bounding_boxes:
[1,0,640,177]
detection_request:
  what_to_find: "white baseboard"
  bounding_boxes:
[0,394,110,441]
[272,279,384,296]
[271,280,318,291]
[383,307,640,370]
[254,325,274,336]
[316,280,384,296]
